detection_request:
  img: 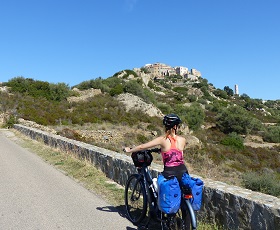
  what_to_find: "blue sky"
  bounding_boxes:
[0,0,279,100]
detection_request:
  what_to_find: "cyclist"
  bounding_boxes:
[124,113,188,179]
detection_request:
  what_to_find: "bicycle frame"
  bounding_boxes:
[138,166,158,212]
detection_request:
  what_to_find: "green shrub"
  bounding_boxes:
[213,89,228,99]
[49,83,71,101]
[109,84,124,96]
[242,172,280,197]
[216,106,263,135]
[7,77,70,101]
[220,132,244,150]
[4,115,18,128]
[173,86,188,97]
[176,103,205,131]
[263,125,280,143]
[187,95,197,102]
[157,103,172,115]
[147,80,155,89]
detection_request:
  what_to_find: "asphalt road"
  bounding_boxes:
[0,129,136,230]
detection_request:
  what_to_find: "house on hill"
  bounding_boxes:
[144,62,176,77]
[142,63,201,81]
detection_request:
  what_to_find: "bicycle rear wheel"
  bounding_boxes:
[160,204,196,230]
[182,200,197,230]
[125,174,147,225]
[160,210,186,230]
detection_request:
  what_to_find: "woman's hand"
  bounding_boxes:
[123,147,131,153]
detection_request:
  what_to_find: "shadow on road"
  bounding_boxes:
[96,205,161,230]
[96,204,127,217]
[96,205,138,229]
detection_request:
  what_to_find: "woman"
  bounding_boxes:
[124,113,188,179]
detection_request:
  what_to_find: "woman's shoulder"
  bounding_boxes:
[177,135,186,141]
[176,135,186,145]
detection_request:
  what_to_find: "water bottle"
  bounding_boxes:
[152,177,158,192]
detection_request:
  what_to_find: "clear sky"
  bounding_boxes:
[0,0,279,100]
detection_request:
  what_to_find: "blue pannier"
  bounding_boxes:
[157,174,181,214]
[181,173,204,211]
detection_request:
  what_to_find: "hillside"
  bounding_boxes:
[0,69,280,197]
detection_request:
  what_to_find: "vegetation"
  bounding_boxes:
[6,77,71,101]
[220,132,244,150]
[242,171,280,197]
[216,106,264,135]
[1,69,280,197]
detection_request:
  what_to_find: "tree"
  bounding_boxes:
[49,83,70,101]
[176,103,205,131]
[240,93,250,100]
[216,106,263,134]
[213,89,228,99]
[109,84,124,96]
[244,98,263,111]
[123,80,149,102]
[263,125,280,143]
[224,86,234,96]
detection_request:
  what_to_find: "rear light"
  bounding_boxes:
[184,194,193,199]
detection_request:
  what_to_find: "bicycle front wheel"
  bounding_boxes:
[125,174,147,225]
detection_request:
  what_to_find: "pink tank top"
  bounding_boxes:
[161,135,184,167]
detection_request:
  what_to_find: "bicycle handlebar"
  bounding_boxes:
[123,147,161,154]
[147,148,161,154]
[135,148,161,154]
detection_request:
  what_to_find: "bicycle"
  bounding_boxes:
[124,148,197,230]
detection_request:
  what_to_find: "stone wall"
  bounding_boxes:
[14,124,280,230]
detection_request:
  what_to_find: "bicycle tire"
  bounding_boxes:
[160,210,187,230]
[160,201,197,230]
[182,200,197,230]
[125,174,148,225]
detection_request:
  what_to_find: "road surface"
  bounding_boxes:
[0,129,136,230]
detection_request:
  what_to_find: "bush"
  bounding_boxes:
[173,86,188,97]
[263,125,280,143]
[74,77,109,93]
[109,84,124,96]
[49,83,70,101]
[187,95,197,102]
[147,80,155,89]
[4,115,18,128]
[7,77,70,101]
[220,132,244,150]
[157,103,172,115]
[242,172,280,197]
[123,80,153,103]
[213,89,228,99]
[176,103,205,131]
[216,106,263,135]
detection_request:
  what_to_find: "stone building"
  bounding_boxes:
[191,68,202,77]
[175,66,189,76]
[144,63,176,77]
[143,63,201,80]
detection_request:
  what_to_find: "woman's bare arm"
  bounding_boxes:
[124,136,164,153]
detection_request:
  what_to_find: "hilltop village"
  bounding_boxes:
[133,62,202,81]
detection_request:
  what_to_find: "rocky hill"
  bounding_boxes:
[1,69,280,196]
